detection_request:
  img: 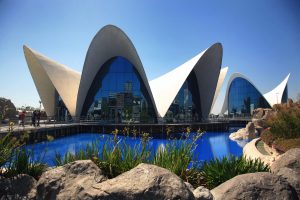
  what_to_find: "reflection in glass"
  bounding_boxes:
[55,90,70,121]
[228,77,271,117]
[281,85,288,103]
[164,71,202,122]
[81,56,156,123]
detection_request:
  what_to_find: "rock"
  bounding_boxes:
[262,108,276,121]
[185,182,194,191]
[36,160,106,200]
[193,186,213,200]
[229,122,257,140]
[271,148,300,173]
[211,172,298,200]
[83,163,195,200]
[0,174,37,199]
[253,108,264,119]
[271,148,300,198]
[277,167,300,198]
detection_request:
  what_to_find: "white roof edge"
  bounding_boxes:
[75,25,158,118]
[211,66,229,111]
[23,45,81,117]
[150,43,223,118]
[263,73,290,106]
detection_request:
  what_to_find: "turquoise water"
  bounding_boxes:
[24,131,250,167]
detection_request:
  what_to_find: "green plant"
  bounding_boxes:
[201,155,270,189]
[4,148,47,180]
[0,132,17,167]
[54,141,100,166]
[153,132,202,178]
[268,108,300,139]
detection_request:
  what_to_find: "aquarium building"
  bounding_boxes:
[24,25,228,123]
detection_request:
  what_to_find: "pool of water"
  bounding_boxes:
[25,131,250,166]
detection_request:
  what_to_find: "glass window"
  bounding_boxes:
[228,77,271,117]
[81,56,156,123]
[164,71,202,123]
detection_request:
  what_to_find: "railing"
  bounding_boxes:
[0,115,252,133]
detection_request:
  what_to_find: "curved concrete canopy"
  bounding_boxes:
[23,46,81,117]
[211,66,228,111]
[220,73,268,114]
[76,25,158,118]
[150,43,223,118]
[263,74,290,106]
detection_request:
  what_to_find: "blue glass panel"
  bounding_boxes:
[164,71,202,123]
[81,56,156,123]
[228,77,271,117]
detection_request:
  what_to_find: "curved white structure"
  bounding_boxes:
[263,74,290,106]
[24,24,227,122]
[211,66,228,110]
[75,25,158,117]
[24,46,81,117]
[150,43,223,119]
[221,73,290,114]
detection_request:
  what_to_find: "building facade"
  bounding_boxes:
[24,25,225,123]
[221,73,290,117]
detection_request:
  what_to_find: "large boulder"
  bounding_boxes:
[271,148,300,173]
[0,174,37,199]
[229,122,257,140]
[211,172,298,200]
[82,163,195,200]
[277,167,300,198]
[36,160,106,200]
[193,186,213,200]
[271,148,300,198]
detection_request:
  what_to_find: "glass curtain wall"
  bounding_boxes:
[281,85,288,103]
[55,91,70,121]
[228,77,271,117]
[81,56,156,123]
[164,71,202,123]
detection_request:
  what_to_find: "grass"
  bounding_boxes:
[200,155,270,189]
[3,148,47,180]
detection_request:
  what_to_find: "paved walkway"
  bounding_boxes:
[0,123,76,134]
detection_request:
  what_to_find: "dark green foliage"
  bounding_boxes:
[201,155,270,189]
[4,148,47,180]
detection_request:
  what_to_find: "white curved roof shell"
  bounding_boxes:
[24,25,226,121]
[263,74,290,106]
[150,43,223,118]
[75,25,158,117]
[211,66,228,110]
[24,46,81,117]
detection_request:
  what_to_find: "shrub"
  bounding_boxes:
[4,148,47,180]
[268,108,300,139]
[201,155,270,189]
[273,138,300,152]
[260,129,275,146]
[153,139,195,178]
[0,132,17,167]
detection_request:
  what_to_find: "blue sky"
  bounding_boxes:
[0,0,299,113]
